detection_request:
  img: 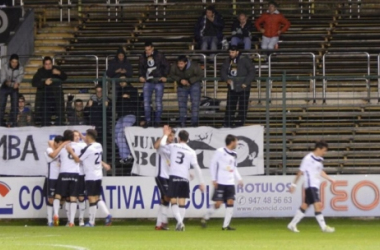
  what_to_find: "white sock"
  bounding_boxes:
[89,203,97,225]
[47,205,53,223]
[156,205,162,227]
[179,206,186,223]
[65,202,70,221]
[69,202,77,224]
[78,201,86,220]
[223,206,234,228]
[315,213,326,230]
[97,200,110,217]
[161,205,169,224]
[171,204,182,225]
[204,204,217,220]
[53,199,60,216]
[290,209,306,226]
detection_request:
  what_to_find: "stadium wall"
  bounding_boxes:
[0,175,379,219]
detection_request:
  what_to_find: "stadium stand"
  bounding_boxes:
[6,0,380,175]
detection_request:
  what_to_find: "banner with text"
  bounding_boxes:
[0,126,92,176]
[1,175,380,218]
[125,125,264,176]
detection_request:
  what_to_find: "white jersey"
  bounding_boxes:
[161,136,203,183]
[77,142,87,176]
[156,144,170,179]
[44,147,60,180]
[80,142,103,181]
[210,147,242,185]
[300,152,324,189]
[58,142,82,174]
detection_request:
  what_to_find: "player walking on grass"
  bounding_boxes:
[53,130,83,227]
[288,140,335,233]
[73,130,87,227]
[43,136,68,226]
[160,125,205,231]
[153,127,176,230]
[67,129,112,227]
[201,134,243,230]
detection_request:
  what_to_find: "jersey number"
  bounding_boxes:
[68,149,75,159]
[175,152,185,164]
[95,153,101,164]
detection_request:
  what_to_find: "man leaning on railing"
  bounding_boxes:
[0,54,24,127]
[169,55,203,128]
[32,56,67,126]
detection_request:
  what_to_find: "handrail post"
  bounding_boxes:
[312,53,316,103]
[257,53,262,104]
[322,53,326,103]
[378,53,380,103]
[213,53,218,99]
[59,0,63,22]
[202,53,207,96]
[282,71,287,175]
[111,77,116,176]
[102,76,108,168]
[268,53,273,103]
[265,77,270,175]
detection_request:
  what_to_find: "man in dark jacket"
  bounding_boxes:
[169,55,203,127]
[231,13,253,50]
[194,5,224,52]
[66,95,87,125]
[221,46,255,127]
[115,76,139,164]
[106,47,133,98]
[32,56,67,126]
[84,84,111,144]
[138,42,170,127]
[0,54,24,127]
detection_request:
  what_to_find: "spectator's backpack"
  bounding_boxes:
[199,96,221,114]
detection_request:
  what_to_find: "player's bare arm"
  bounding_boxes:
[48,141,70,159]
[102,161,111,171]
[289,170,303,193]
[66,145,81,163]
[321,171,335,183]
[153,137,162,150]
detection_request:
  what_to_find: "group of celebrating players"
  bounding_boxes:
[44,129,112,227]
[44,125,336,233]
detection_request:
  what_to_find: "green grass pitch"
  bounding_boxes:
[1,218,380,250]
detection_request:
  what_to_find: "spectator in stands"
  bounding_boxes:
[195,5,224,54]
[106,47,133,97]
[139,42,170,127]
[84,84,111,144]
[0,54,24,127]
[66,95,87,125]
[231,13,253,50]
[169,55,203,127]
[32,56,67,126]
[255,1,290,51]
[17,94,33,127]
[221,46,255,127]
[115,76,139,164]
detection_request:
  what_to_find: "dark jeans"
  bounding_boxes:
[177,82,201,125]
[143,82,164,123]
[224,89,250,127]
[0,87,18,127]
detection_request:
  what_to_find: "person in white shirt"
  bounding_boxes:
[160,125,205,231]
[53,130,84,227]
[43,135,69,226]
[73,130,87,226]
[153,127,175,230]
[288,140,335,233]
[67,129,112,227]
[201,134,243,230]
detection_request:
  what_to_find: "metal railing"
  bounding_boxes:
[322,52,370,103]
[52,55,99,80]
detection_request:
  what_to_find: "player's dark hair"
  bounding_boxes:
[19,94,25,102]
[177,55,188,63]
[54,135,64,144]
[86,129,98,140]
[144,41,153,47]
[225,134,237,146]
[63,130,74,141]
[178,130,189,142]
[314,140,328,150]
